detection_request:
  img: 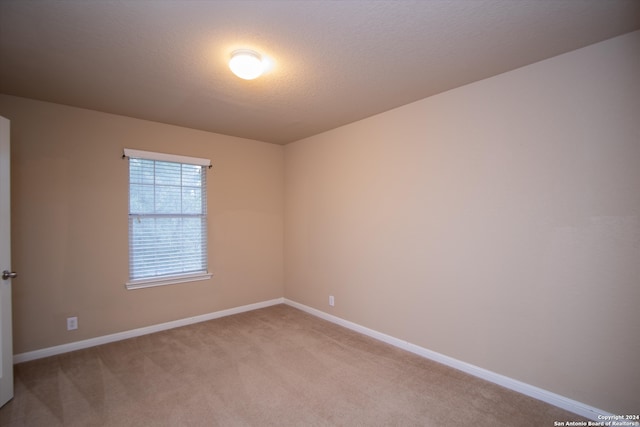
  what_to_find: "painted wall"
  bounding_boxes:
[284,31,640,414]
[2,30,639,416]
[0,95,284,354]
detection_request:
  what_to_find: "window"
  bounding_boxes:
[124,149,211,290]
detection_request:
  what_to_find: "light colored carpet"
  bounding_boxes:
[1,304,585,426]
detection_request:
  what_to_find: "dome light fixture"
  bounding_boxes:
[229,49,265,80]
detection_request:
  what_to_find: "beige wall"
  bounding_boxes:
[2,30,639,416]
[284,31,640,414]
[0,95,284,354]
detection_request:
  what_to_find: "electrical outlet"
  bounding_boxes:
[329,295,335,307]
[67,317,78,331]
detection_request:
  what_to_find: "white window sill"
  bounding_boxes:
[125,272,212,290]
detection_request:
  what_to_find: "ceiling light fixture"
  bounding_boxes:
[229,49,265,80]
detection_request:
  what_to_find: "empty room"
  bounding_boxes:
[0,1,639,426]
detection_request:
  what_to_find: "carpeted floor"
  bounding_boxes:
[0,304,585,426]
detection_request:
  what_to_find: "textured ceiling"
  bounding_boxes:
[1,1,639,145]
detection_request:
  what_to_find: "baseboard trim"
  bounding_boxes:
[12,296,614,420]
[283,298,612,421]
[13,297,284,364]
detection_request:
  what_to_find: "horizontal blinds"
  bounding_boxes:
[128,155,208,281]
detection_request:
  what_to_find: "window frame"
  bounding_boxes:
[124,148,212,290]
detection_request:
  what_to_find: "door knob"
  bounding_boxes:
[2,270,17,280]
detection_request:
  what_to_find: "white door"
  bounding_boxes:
[0,116,14,407]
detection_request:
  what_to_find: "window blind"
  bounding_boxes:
[127,153,208,283]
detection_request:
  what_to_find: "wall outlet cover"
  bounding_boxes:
[67,317,78,331]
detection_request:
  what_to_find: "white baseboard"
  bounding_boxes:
[13,297,284,364]
[12,296,614,421]
[283,298,613,422]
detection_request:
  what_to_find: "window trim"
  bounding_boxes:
[126,272,213,291]
[123,148,211,167]
[124,148,212,290]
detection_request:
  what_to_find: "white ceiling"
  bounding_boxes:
[1,1,639,145]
